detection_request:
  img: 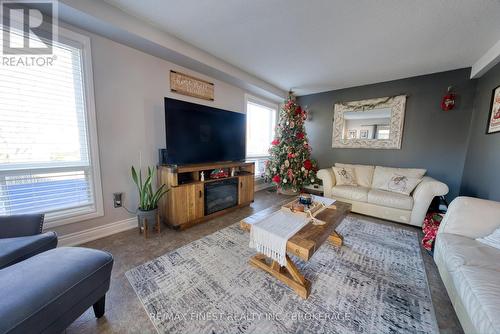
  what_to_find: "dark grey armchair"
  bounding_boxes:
[0,214,58,269]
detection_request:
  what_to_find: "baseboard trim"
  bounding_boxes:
[58,217,137,247]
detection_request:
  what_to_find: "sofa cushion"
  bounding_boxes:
[451,265,500,334]
[372,166,426,195]
[385,175,422,195]
[331,185,369,202]
[0,231,57,269]
[0,247,113,334]
[335,163,375,188]
[367,189,414,210]
[435,233,500,272]
[332,167,357,186]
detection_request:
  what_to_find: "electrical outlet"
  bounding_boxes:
[113,192,123,208]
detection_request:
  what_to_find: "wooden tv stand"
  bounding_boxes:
[158,161,255,230]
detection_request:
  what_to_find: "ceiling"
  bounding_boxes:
[104,0,500,95]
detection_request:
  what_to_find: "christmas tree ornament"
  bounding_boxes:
[265,92,318,194]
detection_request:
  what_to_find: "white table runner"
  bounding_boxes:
[249,195,336,266]
[249,210,307,266]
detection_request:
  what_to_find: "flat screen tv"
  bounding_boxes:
[164,98,246,165]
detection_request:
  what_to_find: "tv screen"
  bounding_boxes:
[164,98,246,165]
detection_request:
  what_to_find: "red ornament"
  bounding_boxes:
[303,159,312,170]
[271,138,280,146]
[296,132,304,140]
[295,106,302,115]
[287,153,295,159]
[441,87,456,111]
[272,175,281,184]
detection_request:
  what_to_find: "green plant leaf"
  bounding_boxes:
[131,166,139,190]
[131,165,168,211]
[151,184,169,206]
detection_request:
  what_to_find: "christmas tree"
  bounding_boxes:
[265,92,317,193]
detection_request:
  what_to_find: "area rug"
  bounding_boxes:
[126,215,438,334]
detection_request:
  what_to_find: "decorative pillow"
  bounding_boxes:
[372,166,426,195]
[332,167,357,186]
[373,166,426,181]
[376,174,423,195]
[477,228,500,250]
[335,163,375,188]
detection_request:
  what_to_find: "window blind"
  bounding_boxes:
[0,29,97,219]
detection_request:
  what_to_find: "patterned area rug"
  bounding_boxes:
[126,216,438,334]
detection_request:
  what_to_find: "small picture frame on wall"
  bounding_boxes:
[487,85,500,134]
[360,130,369,139]
[348,130,357,139]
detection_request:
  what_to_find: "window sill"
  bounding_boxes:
[246,156,270,159]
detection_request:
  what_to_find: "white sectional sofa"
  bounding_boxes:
[434,197,500,334]
[317,163,449,226]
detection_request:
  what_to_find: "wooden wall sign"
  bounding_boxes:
[170,70,214,101]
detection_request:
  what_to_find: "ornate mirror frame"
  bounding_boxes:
[332,95,407,149]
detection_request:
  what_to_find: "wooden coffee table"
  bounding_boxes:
[240,200,351,299]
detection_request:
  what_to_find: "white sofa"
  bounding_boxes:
[434,197,500,334]
[317,164,449,226]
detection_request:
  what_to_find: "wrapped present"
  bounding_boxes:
[422,212,443,252]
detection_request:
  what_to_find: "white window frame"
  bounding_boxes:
[244,94,279,159]
[0,22,103,228]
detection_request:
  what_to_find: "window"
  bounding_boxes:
[246,96,277,158]
[0,25,103,227]
[376,125,390,139]
[245,95,277,178]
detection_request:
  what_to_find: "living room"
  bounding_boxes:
[1,1,499,334]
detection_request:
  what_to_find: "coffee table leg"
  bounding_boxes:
[328,230,343,247]
[249,254,310,299]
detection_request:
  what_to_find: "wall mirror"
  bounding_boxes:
[332,95,407,149]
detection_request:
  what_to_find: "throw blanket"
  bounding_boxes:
[249,210,308,266]
[249,195,336,266]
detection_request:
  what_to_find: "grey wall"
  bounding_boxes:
[461,62,500,201]
[298,68,477,200]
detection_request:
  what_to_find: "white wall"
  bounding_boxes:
[52,24,249,237]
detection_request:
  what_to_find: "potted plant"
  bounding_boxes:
[131,166,169,234]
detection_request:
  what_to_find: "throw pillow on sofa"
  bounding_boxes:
[332,167,357,186]
[335,163,375,188]
[372,166,426,195]
[477,228,500,250]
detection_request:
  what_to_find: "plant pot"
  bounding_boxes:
[278,187,300,196]
[137,208,158,232]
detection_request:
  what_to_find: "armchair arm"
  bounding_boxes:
[409,177,448,226]
[0,214,45,238]
[438,196,500,239]
[317,168,336,198]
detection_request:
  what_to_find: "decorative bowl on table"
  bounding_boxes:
[298,193,313,206]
